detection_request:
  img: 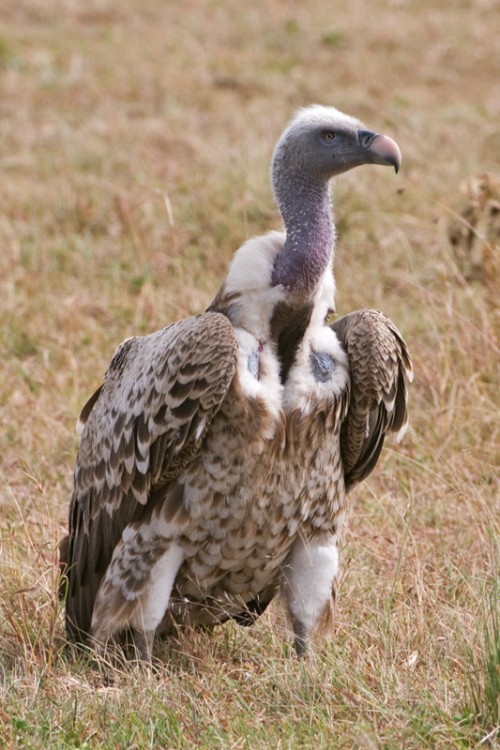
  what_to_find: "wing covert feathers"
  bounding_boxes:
[64,312,238,639]
[331,309,413,491]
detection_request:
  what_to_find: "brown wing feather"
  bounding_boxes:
[331,309,413,491]
[63,312,238,640]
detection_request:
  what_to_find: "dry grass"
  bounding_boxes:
[1,0,499,747]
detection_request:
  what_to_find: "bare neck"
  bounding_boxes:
[271,172,335,297]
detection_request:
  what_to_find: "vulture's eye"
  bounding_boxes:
[321,131,336,143]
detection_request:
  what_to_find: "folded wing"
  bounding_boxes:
[61,312,238,639]
[331,309,413,491]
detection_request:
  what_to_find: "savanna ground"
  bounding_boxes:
[1,0,499,747]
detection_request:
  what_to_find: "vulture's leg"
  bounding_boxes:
[132,628,155,663]
[283,534,338,657]
[91,532,184,663]
[128,540,185,662]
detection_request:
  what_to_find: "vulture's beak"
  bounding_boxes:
[358,130,402,173]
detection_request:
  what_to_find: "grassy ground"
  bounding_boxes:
[1,0,499,747]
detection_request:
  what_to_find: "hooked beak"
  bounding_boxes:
[358,129,402,173]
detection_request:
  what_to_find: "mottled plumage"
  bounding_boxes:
[60,105,412,660]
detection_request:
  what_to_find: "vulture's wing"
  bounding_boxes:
[61,311,238,639]
[331,309,413,491]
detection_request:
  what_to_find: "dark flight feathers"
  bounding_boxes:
[62,312,238,639]
[331,309,412,491]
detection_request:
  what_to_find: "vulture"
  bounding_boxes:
[60,105,412,661]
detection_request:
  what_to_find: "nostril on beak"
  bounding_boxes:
[358,130,377,148]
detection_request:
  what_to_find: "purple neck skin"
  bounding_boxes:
[271,172,335,298]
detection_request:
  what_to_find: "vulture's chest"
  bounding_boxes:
[173,325,349,598]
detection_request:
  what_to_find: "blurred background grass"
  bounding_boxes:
[0,0,499,747]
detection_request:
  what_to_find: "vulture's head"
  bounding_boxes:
[268,105,401,296]
[271,105,401,196]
